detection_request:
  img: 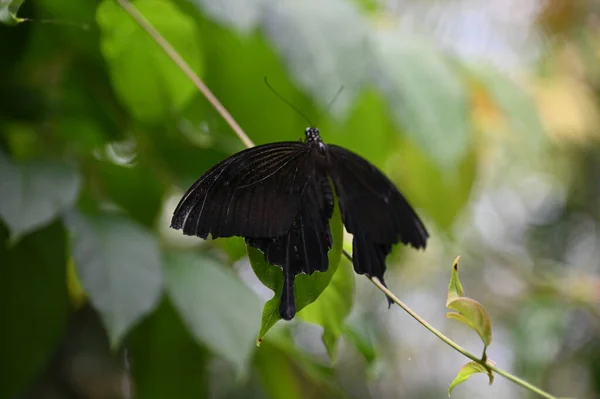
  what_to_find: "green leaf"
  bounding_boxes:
[67,211,163,347]
[389,137,476,230]
[254,339,345,399]
[321,89,396,170]
[343,322,377,366]
[129,298,209,399]
[96,0,203,122]
[373,32,470,168]
[197,23,311,147]
[446,256,464,304]
[144,125,232,181]
[0,221,69,398]
[448,361,494,396]
[93,160,165,228]
[446,257,493,348]
[163,251,261,374]
[0,151,81,240]
[261,0,370,116]
[0,0,25,25]
[297,259,354,360]
[254,341,306,399]
[251,194,344,341]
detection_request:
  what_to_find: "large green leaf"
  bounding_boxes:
[0,221,69,399]
[0,0,25,25]
[251,194,344,341]
[67,211,163,347]
[96,0,203,122]
[320,89,396,170]
[129,299,209,399]
[163,251,261,374]
[198,20,311,146]
[92,160,165,228]
[389,136,476,230]
[0,151,81,240]
[254,339,345,399]
[373,31,470,168]
[261,0,370,117]
[297,259,354,359]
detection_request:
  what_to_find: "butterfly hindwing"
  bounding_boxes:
[246,170,333,320]
[326,144,428,286]
[171,143,311,239]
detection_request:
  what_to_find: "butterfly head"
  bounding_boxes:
[305,127,321,143]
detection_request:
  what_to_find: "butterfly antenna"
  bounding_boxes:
[326,86,345,115]
[264,77,314,126]
[313,85,344,126]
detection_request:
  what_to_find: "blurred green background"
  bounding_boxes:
[1,0,599,398]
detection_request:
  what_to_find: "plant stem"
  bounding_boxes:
[341,250,559,399]
[119,2,560,398]
[116,0,255,149]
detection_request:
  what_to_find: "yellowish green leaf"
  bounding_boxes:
[446,255,464,305]
[448,361,493,396]
[447,297,493,348]
[446,256,493,348]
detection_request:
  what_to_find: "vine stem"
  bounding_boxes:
[117,2,560,398]
[340,253,559,399]
[115,0,255,149]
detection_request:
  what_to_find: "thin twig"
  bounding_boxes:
[118,2,561,398]
[342,250,559,399]
[116,0,255,149]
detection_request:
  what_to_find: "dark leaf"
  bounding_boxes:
[0,151,80,240]
[0,221,69,398]
[67,211,163,347]
[163,251,261,374]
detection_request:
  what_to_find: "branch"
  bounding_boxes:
[342,250,559,399]
[115,0,255,149]
[118,2,561,398]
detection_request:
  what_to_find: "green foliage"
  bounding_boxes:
[0,221,69,399]
[97,0,204,123]
[448,361,494,396]
[374,32,470,168]
[67,211,163,347]
[0,0,556,397]
[129,299,210,399]
[0,0,25,25]
[0,151,80,240]
[446,256,493,349]
[445,256,495,393]
[297,259,355,359]
[163,251,261,374]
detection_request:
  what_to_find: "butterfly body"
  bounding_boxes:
[171,127,428,320]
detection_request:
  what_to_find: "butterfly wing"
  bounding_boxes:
[171,142,312,239]
[327,144,428,286]
[246,170,333,320]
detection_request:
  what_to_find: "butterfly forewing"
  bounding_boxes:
[327,144,428,248]
[171,142,311,239]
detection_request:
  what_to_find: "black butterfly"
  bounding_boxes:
[171,127,428,320]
